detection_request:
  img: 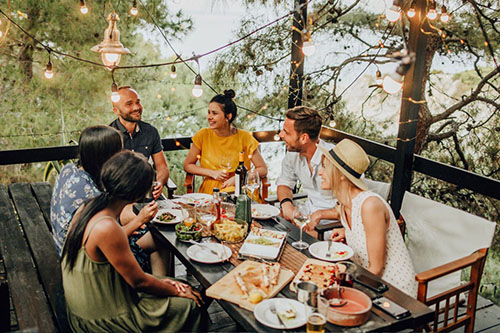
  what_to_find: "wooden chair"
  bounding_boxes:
[400,191,496,332]
[184,172,270,202]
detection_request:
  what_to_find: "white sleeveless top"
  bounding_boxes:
[340,191,417,297]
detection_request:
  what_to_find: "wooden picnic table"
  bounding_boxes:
[146,203,433,332]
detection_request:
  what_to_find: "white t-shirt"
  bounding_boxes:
[276,139,336,213]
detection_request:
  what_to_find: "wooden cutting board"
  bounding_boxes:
[206,260,294,311]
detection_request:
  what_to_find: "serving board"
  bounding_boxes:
[206,260,294,311]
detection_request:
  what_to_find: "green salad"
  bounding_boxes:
[175,222,202,242]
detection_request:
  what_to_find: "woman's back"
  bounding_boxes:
[340,191,417,297]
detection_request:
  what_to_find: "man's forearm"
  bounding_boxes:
[277,185,293,202]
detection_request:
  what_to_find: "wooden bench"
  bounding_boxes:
[0,182,69,332]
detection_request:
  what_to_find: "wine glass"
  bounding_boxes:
[246,168,260,196]
[219,155,232,173]
[292,204,310,250]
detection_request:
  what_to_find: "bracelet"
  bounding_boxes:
[279,198,293,208]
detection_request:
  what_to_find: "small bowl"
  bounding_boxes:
[322,287,372,326]
[175,221,203,242]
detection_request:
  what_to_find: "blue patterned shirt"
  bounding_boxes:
[50,163,100,256]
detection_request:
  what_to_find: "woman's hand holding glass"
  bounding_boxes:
[213,155,232,182]
[246,168,260,195]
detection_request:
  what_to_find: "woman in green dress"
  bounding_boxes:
[62,150,203,332]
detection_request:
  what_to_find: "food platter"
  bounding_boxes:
[251,204,280,219]
[153,208,187,225]
[308,241,354,262]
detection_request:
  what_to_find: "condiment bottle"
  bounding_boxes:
[235,151,247,196]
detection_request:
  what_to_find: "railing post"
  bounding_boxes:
[390,0,428,217]
[288,0,306,109]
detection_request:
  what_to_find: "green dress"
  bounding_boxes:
[62,216,200,332]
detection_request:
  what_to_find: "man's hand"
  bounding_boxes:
[331,228,346,243]
[152,182,164,200]
[280,201,295,222]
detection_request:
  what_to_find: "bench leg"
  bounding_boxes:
[0,281,10,332]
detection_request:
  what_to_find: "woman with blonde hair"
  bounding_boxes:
[315,139,417,297]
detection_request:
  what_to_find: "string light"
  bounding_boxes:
[130,0,138,16]
[111,82,120,103]
[192,74,203,97]
[427,1,438,20]
[44,59,53,79]
[386,0,401,23]
[301,30,315,56]
[273,130,280,141]
[91,12,130,69]
[383,52,415,94]
[407,1,416,18]
[376,70,383,85]
[329,118,336,127]
[80,0,88,14]
[440,5,450,23]
[170,64,177,78]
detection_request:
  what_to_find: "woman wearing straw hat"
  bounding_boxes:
[315,139,417,297]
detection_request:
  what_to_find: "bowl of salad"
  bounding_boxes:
[175,219,203,242]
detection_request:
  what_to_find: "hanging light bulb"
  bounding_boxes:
[427,1,438,20]
[376,70,383,85]
[0,31,2,38]
[407,1,416,18]
[382,73,403,94]
[274,130,280,141]
[170,64,177,78]
[329,119,336,128]
[130,0,138,16]
[80,0,88,14]
[440,5,450,23]
[192,74,203,98]
[111,82,120,103]
[91,12,130,69]
[385,0,401,23]
[44,60,54,79]
[302,30,316,56]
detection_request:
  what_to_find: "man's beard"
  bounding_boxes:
[121,110,141,122]
[286,139,303,153]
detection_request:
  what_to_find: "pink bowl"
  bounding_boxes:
[322,287,372,326]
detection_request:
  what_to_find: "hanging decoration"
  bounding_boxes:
[91,12,130,69]
[80,0,88,14]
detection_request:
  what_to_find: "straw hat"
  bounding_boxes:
[317,139,370,190]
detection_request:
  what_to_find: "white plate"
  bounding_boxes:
[153,208,187,225]
[186,243,232,264]
[308,241,354,262]
[253,298,307,329]
[173,193,213,205]
[251,204,280,219]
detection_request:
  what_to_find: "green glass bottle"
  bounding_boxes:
[235,187,252,228]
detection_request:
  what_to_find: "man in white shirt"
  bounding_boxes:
[276,106,339,232]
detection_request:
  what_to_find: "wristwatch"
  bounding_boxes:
[279,198,293,209]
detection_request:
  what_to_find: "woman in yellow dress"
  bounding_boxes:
[184,89,267,194]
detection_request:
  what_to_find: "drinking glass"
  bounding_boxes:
[292,204,309,250]
[306,295,328,333]
[219,155,232,173]
[246,168,260,195]
[335,261,356,288]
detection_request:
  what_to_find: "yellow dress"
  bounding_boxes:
[192,128,258,194]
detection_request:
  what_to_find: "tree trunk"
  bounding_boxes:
[414,33,442,154]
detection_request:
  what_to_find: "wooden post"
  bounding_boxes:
[288,0,307,109]
[390,0,428,216]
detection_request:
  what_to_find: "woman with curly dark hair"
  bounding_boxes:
[183,89,267,194]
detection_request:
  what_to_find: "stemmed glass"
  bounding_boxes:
[292,204,310,250]
[246,168,260,196]
[219,155,232,173]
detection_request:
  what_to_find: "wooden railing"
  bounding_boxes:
[1,127,499,203]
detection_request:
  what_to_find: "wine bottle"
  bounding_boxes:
[234,151,247,196]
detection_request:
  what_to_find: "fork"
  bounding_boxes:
[269,303,286,328]
[325,239,332,258]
